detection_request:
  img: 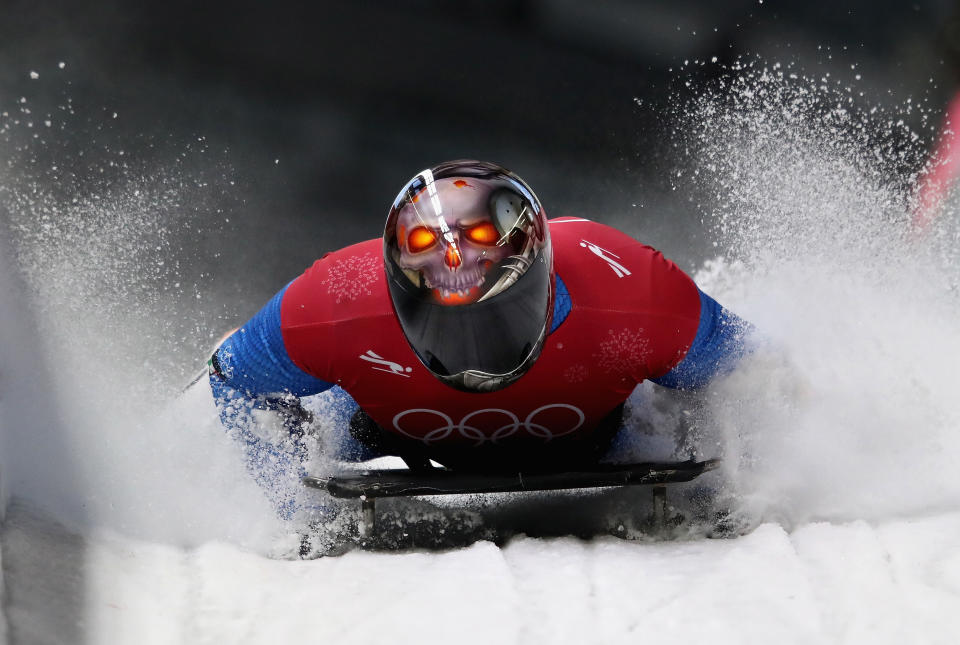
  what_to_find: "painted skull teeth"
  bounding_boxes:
[439,285,479,299]
[424,269,485,295]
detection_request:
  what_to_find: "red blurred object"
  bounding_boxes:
[913,91,960,232]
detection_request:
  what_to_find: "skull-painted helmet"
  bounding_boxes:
[384,160,553,392]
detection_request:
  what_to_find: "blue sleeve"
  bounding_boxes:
[211,282,334,398]
[208,282,334,519]
[209,375,309,519]
[650,289,753,390]
[550,275,572,333]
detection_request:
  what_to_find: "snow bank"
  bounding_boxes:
[0,207,70,643]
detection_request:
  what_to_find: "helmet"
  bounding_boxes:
[384,160,553,392]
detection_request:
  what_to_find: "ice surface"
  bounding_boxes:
[4,504,960,644]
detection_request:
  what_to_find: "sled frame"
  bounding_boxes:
[303,458,720,537]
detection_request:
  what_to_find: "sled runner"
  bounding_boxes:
[303,458,720,537]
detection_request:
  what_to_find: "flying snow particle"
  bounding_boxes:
[58,61,66,69]
[29,71,39,79]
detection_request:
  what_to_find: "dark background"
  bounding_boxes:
[1,0,958,322]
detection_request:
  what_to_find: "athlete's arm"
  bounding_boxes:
[650,289,753,390]
[210,282,334,399]
[208,283,334,518]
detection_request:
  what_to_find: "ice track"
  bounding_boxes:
[3,502,959,645]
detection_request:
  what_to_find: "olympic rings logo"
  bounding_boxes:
[392,404,586,445]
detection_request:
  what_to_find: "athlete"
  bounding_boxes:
[209,160,752,519]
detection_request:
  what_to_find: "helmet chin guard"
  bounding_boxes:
[439,320,550,393]
[384,160,553,392]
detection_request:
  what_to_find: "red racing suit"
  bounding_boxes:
[273,218,702,468]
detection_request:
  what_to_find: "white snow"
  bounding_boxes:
[4,506,960,644]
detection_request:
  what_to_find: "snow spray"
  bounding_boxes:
[0,78,281,549]
[668,60,960,527]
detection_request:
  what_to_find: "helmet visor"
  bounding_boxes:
[389,251,552,379]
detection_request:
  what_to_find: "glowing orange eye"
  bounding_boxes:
[407,227,438,252]
[464,222,500,245]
